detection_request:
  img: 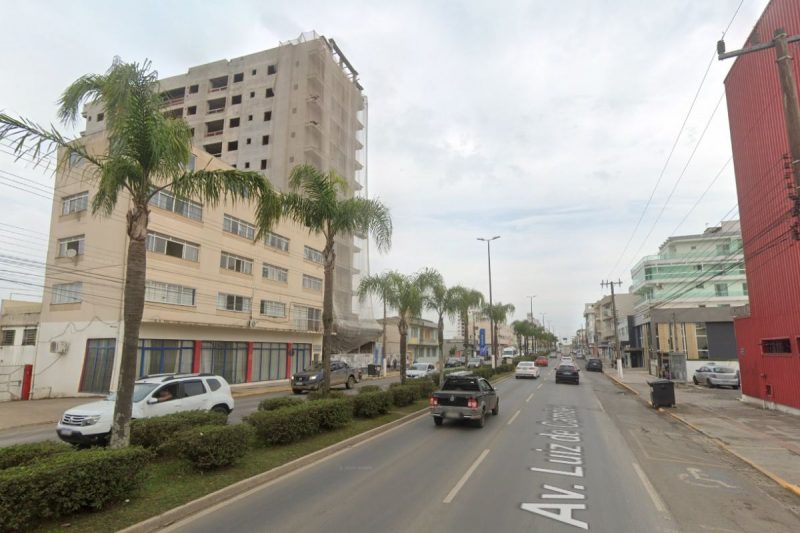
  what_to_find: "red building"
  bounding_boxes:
[725,0,800,415]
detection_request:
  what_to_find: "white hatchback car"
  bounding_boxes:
[56,373,234,445]
[407,362,436,379]
[515,361,541,379]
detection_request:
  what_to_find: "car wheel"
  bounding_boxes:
[292,388,302,394]
[346,376,356,389]
[210,404,229,415]
[476,410,486,428]
[693,377,699,385]
[492,400,499,416]
[434,416,443,426]
[706,379,714,388]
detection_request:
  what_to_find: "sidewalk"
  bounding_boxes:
[0,397,95,431]
[605,368,800,497]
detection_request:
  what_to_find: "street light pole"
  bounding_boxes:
[527,295,536,354]
[478,236,500,367]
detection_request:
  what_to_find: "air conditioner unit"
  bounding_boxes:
[50,341,69,355]
[247,319,257,328]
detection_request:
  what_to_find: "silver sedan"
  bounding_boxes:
[693,365,740,388]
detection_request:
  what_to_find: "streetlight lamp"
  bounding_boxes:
[477,235,500,367]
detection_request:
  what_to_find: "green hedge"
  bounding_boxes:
[353,390,392,418]
[0,441,72,470]
[307,389,346,401]
[258,396,304,411]
[246,404,319,446]
[174,424,252,470]
[130,410,227,452]
[389,384,419,406]
[358,385,381,394]
[0,446,152,531]
[310,398,353,430]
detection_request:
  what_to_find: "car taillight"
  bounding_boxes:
[467,398,478,409]
[429,396,438,407]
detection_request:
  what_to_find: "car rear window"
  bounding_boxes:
[713,367,736,373]
[181,380,206,397]
[206,378,222,391]
[442,378,480,391]
[558,365,576,370]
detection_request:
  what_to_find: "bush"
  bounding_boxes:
[258,396,304,411]
[246,405,320,446]
[358,385,382,394]
[309,398,353,430]
[353,390,392,418]
[411,378,436,397]
[130,410,227,452]
[307,389,346,401]
[0,441,72,470]
[174,424,252,470]
[390,384,419,407]
[0,446,152,531]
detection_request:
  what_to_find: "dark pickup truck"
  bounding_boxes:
[429,374,499,428]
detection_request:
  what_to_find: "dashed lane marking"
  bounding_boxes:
[508,409,521,426]
[443,449,491,504]
[526,393,534,403]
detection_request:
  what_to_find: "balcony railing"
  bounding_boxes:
[208,85,228,93]
[163,97,184,107]
[206,130,223,137]
[207,107,225,115]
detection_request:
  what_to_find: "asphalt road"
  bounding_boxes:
[164,366,675,532]
[0,375,400,447]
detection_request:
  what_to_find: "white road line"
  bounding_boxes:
[443,449,490,504]
[537,383,543,390]
[632,462,667,513]
[507,409,521,425]
[525,393,534,403]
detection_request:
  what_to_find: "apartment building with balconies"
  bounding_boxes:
[629,220,748,376]
[31,134,328,398]
[378,317,440,364]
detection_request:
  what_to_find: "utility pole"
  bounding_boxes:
[601,279,623,379]
[718,28,800,238]
[527,295,536,355]
[478,236,500,367]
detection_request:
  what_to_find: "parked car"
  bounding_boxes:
[445,357,464,368]
[292,360,359,393]
[535,356,549,367]
[407,362,436,379]
[586,359,603,372]
[56,373,234,446]
[555,364,580,385]
[515,361,541,379]
[693,365,740,388]
[466,357,483,368]
[429,374,499,428]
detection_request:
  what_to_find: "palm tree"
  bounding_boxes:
[483,302,515,363]
[423,273,460,386]
[449,286,484,355]
[360,269,438,383]
[284,164,392,394]
[355,271,396,369]
[511,320,527,354]
[0,59,284,447]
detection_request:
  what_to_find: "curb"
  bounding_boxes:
[120,406,429,533]
[603,372,800,499]
[604,372,652,406]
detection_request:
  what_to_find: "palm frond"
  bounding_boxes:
[57,74,107,125]
[0,113,101,170]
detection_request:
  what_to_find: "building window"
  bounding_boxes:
[293,305,321,332]
[742,283,748,296]
[231,94,242,105]
[246,138,252,145]
[260,159,268,170]
[252,342,287,381]
[137,339,194,377]
[260,300,286,318]
[304,245,323,264]
[187,106,197,115]
[265,88,275,98]
[762,338,791,354]
[251,69,257,75]
[62,191,89,215]
[22,328,37,346]
[714,283,728,297]
[79,339,116,394]
[262,135,270,145]
[1,330,15,346]
[227,141,238,151]
[145,280,196,306]
[264,231,289,252]
[248,115,253,121]
[97,113,104,122]
[244,162,250,169]
[146,232,200,261]
[233,72,244,83]
[229,117,240,128]
[716,243,731,255]
[217,293,251,313]
[302,274,322,291]
[262,263,288,283]
[189,84,199,94]
[52,282,82,304]
[695,322,709,359]
[57,235,85,257]
[223,214,256,240]
[220,251,253,275]
[268,64,277,75]
[264,111,272,121]
[201,341,247,384]
[149,190,203,220]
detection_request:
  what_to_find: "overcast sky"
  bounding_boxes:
[0,0,769,338]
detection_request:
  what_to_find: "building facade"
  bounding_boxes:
[724,0,800,414]
[630,221,748,376]
[378,317,439,364]
[583,303,598,355]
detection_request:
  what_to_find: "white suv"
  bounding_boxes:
[56,373,234,445]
